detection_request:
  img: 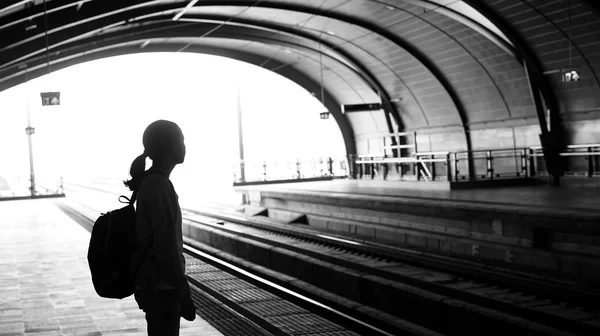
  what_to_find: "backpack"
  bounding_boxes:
[87,171,160,299]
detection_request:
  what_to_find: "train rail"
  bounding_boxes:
[58,192,408,336]
[182,209,600,336]
[64,182,600,335]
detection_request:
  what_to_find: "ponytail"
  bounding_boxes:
[123,152,148,191]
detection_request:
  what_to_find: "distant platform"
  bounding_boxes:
[0,198,224,336]
[235,178,600,280]
[235,178,600,215]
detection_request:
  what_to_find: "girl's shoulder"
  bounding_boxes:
[138,171,171,194]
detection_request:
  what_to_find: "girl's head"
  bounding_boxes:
[142,120,185,163]
[124,120,186,191]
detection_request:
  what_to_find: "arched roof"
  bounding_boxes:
[1,0,599,156]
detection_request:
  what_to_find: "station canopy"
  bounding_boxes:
[1,1,599,155]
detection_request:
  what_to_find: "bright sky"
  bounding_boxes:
[0,53,345,204]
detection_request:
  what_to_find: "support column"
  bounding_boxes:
[524,61,564,185]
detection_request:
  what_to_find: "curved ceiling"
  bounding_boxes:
[1,0,599,156]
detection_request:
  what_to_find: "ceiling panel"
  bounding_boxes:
[485,0,600,116]
[0,0,599,136]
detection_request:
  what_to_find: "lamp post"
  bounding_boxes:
[25,89,36,197]
[236,79,246,183]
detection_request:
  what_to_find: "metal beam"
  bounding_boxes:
[0,1,33,16]
[0,35,357,161]
[217,1,473,164]
[0,1,402,147]
[178,16,382,95]
[464,0,565,182]
[0,2,184,69]
[1,0,485,161]
[166,15,404,154]
[0,0,455,145]
[379,0,516,56]
[1,18,379,111]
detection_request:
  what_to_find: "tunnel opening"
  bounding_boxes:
[0,52,347,206]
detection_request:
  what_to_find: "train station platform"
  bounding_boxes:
[0,198,223,336]
[235,178,600,215]
[235,179,600,283]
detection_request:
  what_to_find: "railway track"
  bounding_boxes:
[58,191,414,336]
[64,182,600,335]
[181,209,600,336]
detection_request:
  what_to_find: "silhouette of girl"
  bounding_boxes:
[124,120,196,336]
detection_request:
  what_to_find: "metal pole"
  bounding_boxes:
[454,152,459,181]
[236,79,246,183]
[446,153,452,182]
[529,148,536,177]
[25,81,36,197]
[487,151,493,180]
[521,149,527,177]
[588,146,593,178]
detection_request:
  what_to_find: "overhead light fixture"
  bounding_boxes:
[140,40,151,49]
[385,5,394,10]
[390,97,403,103]
[172,0,198,21]
[25,23,36,31]
[283,49,292,53]
[326,30,335,36]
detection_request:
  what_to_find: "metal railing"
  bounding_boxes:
[231,144,599,184]
[452,148,529,181]
[36,177,65,195]
[0,175,64,197]
[530,144,600,177]
[352,144,600,183]
[233,157,349,183]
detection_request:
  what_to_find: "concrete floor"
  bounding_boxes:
[0,199,223,336]
[241,178,600,213]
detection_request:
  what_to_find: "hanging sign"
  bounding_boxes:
[40,92,60,106]
[320,112,330,119]
[342,103,381,113]
[562,70,580,83]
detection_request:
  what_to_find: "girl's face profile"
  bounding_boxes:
[174,131,186,164]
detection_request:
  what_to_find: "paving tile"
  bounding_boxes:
[0,313,23,324]
[0,199,225,336]
[0,321,24,333]
[23,330,64,336]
